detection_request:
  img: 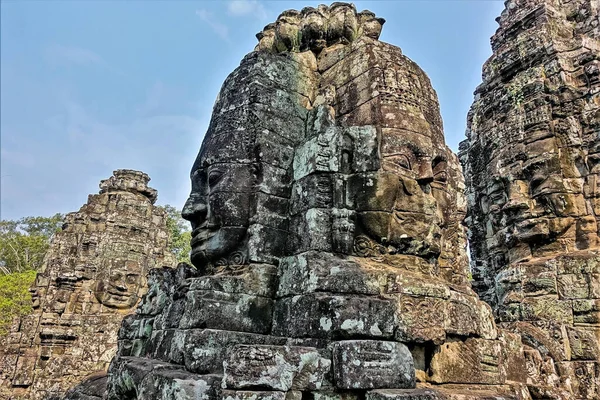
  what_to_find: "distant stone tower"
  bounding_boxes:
[460,0,600,398]
[0,169,176,400]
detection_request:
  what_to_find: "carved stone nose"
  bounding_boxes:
[503,197,529,212]
[182,196,208,222]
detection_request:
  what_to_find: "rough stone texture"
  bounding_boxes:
[460,0,600,399]
[0,170,175,400]
[67,3,585,400]
[332,341,414,389]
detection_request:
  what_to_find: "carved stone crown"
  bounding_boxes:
[255,2,385,54]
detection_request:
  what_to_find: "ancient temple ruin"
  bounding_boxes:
[85,4,541,400]
[0,170,175,400]
[460,0,600,398]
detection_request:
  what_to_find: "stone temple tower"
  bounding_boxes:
[460,0,600,398]
[0,169,175,400]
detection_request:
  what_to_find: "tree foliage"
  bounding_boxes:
[0,270,36,335]
[158,205,192,264]
[0,213,64,275]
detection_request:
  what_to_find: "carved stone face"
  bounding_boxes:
[93,261,142,309]
[357,132,447,257]
[300,7,327,51]
[182,161,256,268]
[327,3,358,44]
[275,10,301,52]
[484,134,591,257]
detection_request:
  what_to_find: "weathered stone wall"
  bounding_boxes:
[93,4,542,400]
[460,0,600,398]
[0,169,175,400]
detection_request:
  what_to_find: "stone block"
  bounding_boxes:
[366,389,444,400]
[288,210,333,254]
[429,339,506,385]
[188,264,278,298]
[277,252,380,297]
[395,296,447,344]
[293,127,342,180]
[222,391,289,400]
[248,224,288,264]
[273,294,396,339]
[573,299,600,324]
[145,329,175,362]
[557,273,590,299]
[567,326,600,360]
[106,357,180,400]
[556,361,598,399]
[138,369,222,400]
[308,391,361,400]
[290,174,334,216]
[520,297,573,324]
[252,193,290,231]
[183,329,286,374]
[179,290,273,334]
[332,340,415,389]
[224,345,331,391]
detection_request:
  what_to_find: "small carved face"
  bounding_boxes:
[327,3,358,44]
[94,262,142,309]
[300,8,327,50]
[182,163,256,268]
[275,10,301,51]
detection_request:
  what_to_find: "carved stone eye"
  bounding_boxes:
[432,160,448,183]
[529,176,544,195]
[397,155,411,170]
[208,170,224,187]
[434,171,448,183]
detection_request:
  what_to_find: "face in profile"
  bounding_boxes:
[93,261,142,309]
[182,160,257,269]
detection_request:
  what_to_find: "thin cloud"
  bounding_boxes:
[227,0,268,20]
[196,9,230,42]
[44,44,124,75]
[45,44,104,67]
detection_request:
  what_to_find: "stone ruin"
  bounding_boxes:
[0,170,175,400]
[460,0,600,398]
[74,3,552,400]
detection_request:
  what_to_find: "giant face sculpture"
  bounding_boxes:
[478,130,593,265]
[324,49,458,266]
[182,46,312,269]
[182,158,256,269]
[351,132,446,259]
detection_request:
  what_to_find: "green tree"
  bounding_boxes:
[159,205,192,264]
[0,270,36,335]
[0,213,64,275]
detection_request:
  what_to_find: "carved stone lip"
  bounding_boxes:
[106,290,129,297]
[190,229,217,247]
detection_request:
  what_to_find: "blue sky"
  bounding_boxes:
[0,0,505,221]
